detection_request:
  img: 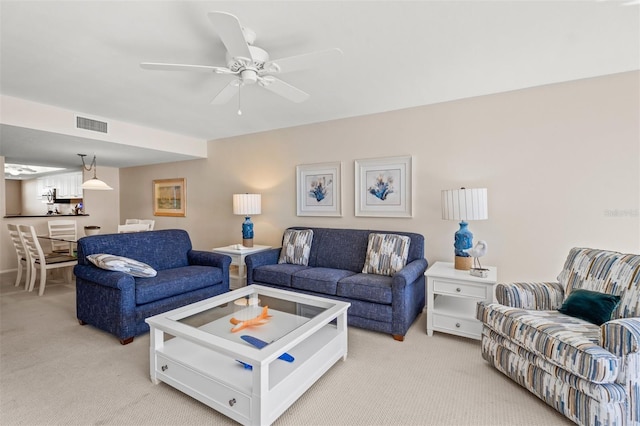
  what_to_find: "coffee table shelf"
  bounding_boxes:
[146,285,350,426]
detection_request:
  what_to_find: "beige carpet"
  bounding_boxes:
[0,272,572,426]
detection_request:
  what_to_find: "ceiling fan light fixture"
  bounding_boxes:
[240,69,258,84]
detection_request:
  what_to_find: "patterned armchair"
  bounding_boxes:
[477,248,640,426]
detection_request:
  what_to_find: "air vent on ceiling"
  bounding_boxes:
[76,115,108,133]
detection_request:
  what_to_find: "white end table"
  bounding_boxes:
[425,261,497,340]
[212,245,272,289]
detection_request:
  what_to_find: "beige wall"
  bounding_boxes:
[4,179,21,216]
[3,72,637,279]
[21,179,46,215]
[119,72,639,282]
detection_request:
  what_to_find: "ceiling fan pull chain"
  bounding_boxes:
[237,82,242,116]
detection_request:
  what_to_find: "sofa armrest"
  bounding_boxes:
[188,250,231,288]
[188,250,232,269]
[246,248,281,268]
[74,264,135,290]
[495,281,565,310]
[245,248,281,285]
[601,317,640,357]
[393,258,428,289]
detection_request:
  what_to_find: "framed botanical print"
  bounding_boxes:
[296,162,342,216]
[153,178,186,217]
[355,156,412,217]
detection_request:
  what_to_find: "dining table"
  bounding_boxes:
[37,234,78,256]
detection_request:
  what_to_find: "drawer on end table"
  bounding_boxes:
[433,279,491,299]
[432,313,482,339]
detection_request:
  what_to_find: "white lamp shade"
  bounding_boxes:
[233,193,261,215]
[82,177,113,191]
[441,188,488,221]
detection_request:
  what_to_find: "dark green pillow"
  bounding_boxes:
[558,289,621,325]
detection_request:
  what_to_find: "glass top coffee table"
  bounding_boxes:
[146,285,350,426]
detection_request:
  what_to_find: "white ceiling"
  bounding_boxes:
[1,0,638,170]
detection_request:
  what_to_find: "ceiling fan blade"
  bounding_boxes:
[208,11,252,61]
[259,77,309,103]
[211,80,240,105]
[264,48,343,74]
[140,62,233,74]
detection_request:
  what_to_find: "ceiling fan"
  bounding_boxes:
[5,164,37,176]
[141,11,342,112]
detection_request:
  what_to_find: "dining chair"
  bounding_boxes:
[138,219,155,230]
[125,219,154,230]
[6,224,30,289]
[117,223,150,233]
[47,219,77,254]
[19,224,77,296]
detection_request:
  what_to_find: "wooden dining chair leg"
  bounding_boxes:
[26,263,37,292]
[14,263,23,287]
[24,264,31,291]
[38,264,48,296]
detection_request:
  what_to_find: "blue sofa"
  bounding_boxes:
[246,227,427,341]
[74,229,231,344]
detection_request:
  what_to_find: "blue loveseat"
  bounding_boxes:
[74,229,231,344]
[246,227,427,341]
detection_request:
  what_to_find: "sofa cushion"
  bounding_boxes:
[135,265,223,305]
[77,229,193,271]
[286,227,425,272]
[279,229,314,266]
[480,303,620,383]
[558,289,621,325]
[362,233,410,276]
[312,228,369,272]
[86,253,157,278]
[291,267,355,295]
[254,264,310,287]
[337,273,393,304]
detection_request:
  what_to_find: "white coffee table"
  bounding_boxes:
[146,285,350,426]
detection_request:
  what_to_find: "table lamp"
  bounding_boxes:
[233,193,261,247]
[441,188,488,270]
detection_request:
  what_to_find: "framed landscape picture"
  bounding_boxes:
[153,178,186,217]
[296,162,342,216]
[355,155,412,217]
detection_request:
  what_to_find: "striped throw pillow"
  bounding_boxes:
[87,254,157,278]
[278,229,314,266]
[362,233,410,276]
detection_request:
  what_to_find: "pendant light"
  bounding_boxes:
[78,154,113,190]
